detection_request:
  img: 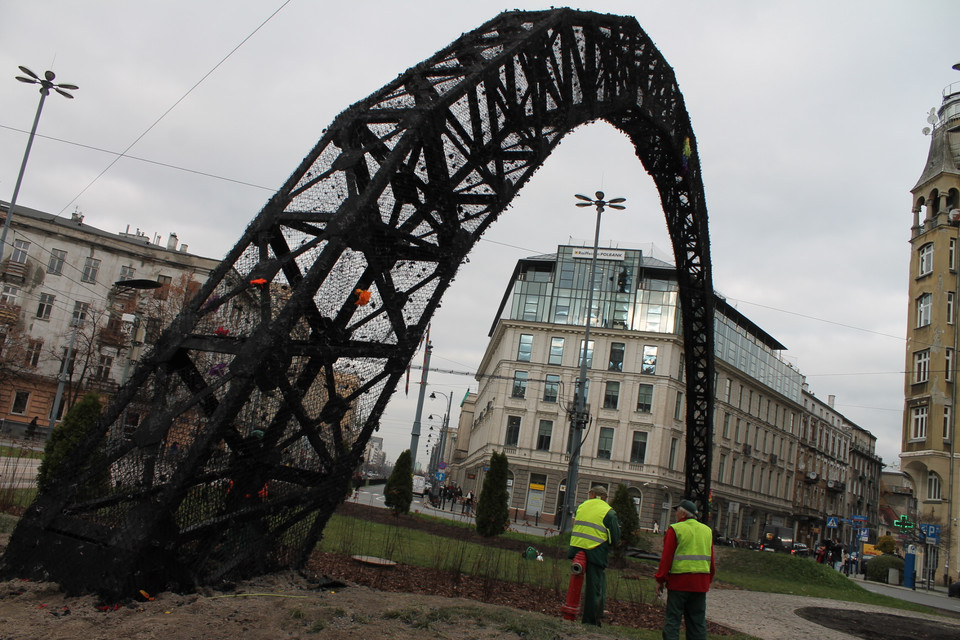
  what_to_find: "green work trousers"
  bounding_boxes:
[581,561,606,626]
[662,589,706,640]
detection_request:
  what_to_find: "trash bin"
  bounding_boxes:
[888,568,900,585]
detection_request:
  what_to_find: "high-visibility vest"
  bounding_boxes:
[669,518,712,574]
[570,499,612,549]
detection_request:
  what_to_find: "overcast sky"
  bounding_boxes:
[2,1,957,470]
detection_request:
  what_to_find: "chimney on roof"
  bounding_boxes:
[166,233,178,251]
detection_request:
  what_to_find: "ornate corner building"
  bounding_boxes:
[902,72,960,584]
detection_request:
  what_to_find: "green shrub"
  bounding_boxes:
[475,451,509,537]
[609,484,639,559]
[384,449,413,515]
[35,393,103,491]
[875,535,897,555]
[865,554,904,583]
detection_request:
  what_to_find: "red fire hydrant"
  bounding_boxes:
[561,551,587,620]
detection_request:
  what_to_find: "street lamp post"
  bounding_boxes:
[1,66,78,263]
[559,191,626,533]
[429,390,453,483]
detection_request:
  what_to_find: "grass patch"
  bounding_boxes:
[715,548,937,614]
[0,446,43,459]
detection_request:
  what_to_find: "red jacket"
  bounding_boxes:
[654,523,716,592]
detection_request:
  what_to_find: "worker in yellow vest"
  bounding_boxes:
[568,485,621,626]
[655,499,715,640]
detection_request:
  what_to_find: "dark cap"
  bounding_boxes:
[675,499,699,516]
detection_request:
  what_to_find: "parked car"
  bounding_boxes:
[791,543,810,557]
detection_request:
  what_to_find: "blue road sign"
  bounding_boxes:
[435,472,446,482]
[921,524,940,544]
[852,514,867,522]
[826,516,839,529]
[858,528,869,541]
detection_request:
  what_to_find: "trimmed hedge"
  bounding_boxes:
[865,553,904,583]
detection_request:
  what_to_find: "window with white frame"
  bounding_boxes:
[911,405,928,440]
[948,348,955,382]
[505,415,521,447]
[94,354,114,380]
[949,292,956,325]
[11,239,29,264]
[951,237,957,271]
[11,390,29,415]
[47,249,66,275]
[919,242,934,276]
[511,371,528,398]
[914,350,931,383]
[597,427,614,459]
[668,437,679,469]
[641,345,657,374]
[72,300,89,325]
[516,333,532,362]
[543,374,559,403]
[81,257,101,283]
[917,293,932,327]
[603,381,620,410]
[674,391,684,420]
[928,471,942,500]
[630,431,648,463]
[25,339,42,367]
[636,383,653,413]
[36,292,54,320]
[944,406,952,441]
[548,337,564,365]
[119,265,136,281]
[0,285,20,305]
[536,420,552,451]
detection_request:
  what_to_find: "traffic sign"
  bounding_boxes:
[858,528,869,541]
[438,462,447,470]
[435,472,446,482]
[826,516,839,529]
[852,514,867,522]
[920,523,940,544]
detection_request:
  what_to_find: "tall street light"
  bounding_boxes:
[1,66,78,263]
[560,191,626,533]
[429,390,453,484]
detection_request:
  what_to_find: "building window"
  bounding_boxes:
[914,350,930,383]
[911,405,928,440]
[917,293,932,327]
[668,437,679,470]
[608,342,624,371]
[952,237,958,271]
[47,249,66,275]
[641,345,657,374]
[11,239,30,264]
[722,412,731,439]
[11,391,29,415]
[81,257,101,283]
[517,333,532,362]
[505,415,521,447]
[536,420,552,451]
[597,427,614,459]
[36,292,54,320]
[674,391,684,420]
[573,378,590,406]
[577,339,594,369]
[928,471,942,500]
[119,265,136,281]
[511,371,528,398]
[25,339,42,367]
[717,454,727,483]
[944,406,952,441]
[95,354,114,380]
[154,274,173,300]
[949,293,956,325]
[1,285,20,305]
[548,337,564,365]
[603,381,620,410]
[630,431,648,463]
[735,418,743,442]
[724,378,732,402]
[543,374,559,403]
[72,301,89,325]
[948,348,955,382]
[919,243,934,276]
[636,383,653,413]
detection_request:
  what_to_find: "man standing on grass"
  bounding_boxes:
[655,499,715,640]
[568,485,620,626]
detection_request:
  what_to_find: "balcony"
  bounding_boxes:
[803,471,819,484]
[826,480,845,493]
[0,302,21,325]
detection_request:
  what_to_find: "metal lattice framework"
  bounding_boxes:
[2,8,714,596]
